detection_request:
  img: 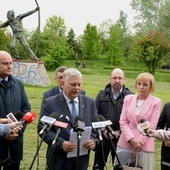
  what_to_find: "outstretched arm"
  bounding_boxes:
[19,7,40,19]
[0,20,9,28]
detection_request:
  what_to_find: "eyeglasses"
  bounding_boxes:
[110,77,124,80]
[56,76,63,80]
[69,83,82,87]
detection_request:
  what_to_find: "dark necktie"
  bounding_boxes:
[70,99,78,122]
[1,80,7,87]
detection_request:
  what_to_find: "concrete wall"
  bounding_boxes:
[12,60,51,87]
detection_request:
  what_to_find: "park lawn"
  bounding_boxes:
[20,60,170,169]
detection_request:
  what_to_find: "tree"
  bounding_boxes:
[129,30,170,75]
[107,24,124,65]
[82,23,101,60]
[67,28,77,59]
[157,0,170,38]
[131,0,164,33]
[0,29,10,52]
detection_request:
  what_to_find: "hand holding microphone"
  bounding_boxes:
[137,119,150,137]
[6,111,36,141]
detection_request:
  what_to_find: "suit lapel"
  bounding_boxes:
[137,94,153,121]
[58,94,72,122]
[78,96,85,120]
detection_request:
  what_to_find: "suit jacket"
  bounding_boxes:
[118,94,161,152]
[157,103,170,164]
[43,86,86,100]
[37,93,97,170]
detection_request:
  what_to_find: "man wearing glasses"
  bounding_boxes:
[93,68,133,170]
[43,66,85,100]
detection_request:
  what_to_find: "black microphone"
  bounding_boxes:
[92,115,103,141]
[52,114,69,145]
[39,112,59,135]
[140,119,150,137]
[73,116,85,134]
[98,114,118,138]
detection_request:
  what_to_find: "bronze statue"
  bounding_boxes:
[0,7,40,60]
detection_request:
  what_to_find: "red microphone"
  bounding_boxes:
[20,111,36,125]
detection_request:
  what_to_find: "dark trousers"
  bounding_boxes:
[0,162,20,170]
[93,139,117,170]
[161,144,170,170]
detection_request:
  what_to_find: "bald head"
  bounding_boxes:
[0,51,13,79]
[111,68,124,77]
[110,68,125,93]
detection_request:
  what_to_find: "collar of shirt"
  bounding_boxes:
[112,87,123,100]
[58,87,62,93]
[0,77,8,82]
[63,93,79,115]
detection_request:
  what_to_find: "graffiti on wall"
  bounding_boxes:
[12,61,51,87]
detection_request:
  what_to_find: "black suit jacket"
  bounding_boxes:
[157,102,170,165]
[38,93,97,170]
[43,86,86,100]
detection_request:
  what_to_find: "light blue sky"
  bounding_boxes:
[0,0,134,36]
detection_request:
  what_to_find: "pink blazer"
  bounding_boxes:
[117,94,162,152]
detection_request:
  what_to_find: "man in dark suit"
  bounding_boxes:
[43,66,85,100]
[38,68,97,170]
[157,103,170,170]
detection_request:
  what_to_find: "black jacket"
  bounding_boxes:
[0,75,31,165]
[95,83,133,131]
[157,103,170,164]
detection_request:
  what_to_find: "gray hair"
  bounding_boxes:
[63,68,82,81]
[55,66,67,77]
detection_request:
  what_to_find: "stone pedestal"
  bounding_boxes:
[12,60,51,87]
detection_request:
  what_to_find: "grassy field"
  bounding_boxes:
[19,59,170,170]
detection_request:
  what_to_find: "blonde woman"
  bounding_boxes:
[114,73,162,170]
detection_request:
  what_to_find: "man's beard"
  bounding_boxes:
[112,84,121,91]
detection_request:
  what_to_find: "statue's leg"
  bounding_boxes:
[19,35,39,60]
[10,36,20,59]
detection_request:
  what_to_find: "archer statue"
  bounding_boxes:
[0,7,40,60]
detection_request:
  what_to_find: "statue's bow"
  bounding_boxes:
[34,0,40,56]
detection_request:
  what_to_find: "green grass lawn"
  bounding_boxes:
[20,59,170,169]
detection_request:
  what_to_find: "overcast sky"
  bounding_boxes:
[0,0,134,36]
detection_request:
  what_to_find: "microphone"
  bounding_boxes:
[98,114,118,138]
[19,111,36,125]
[137,119,150,137]
[73,116,85,134]
[39,112,58,135]
[92,115,103,141]
[7,111,23,123]
[52,114,69,145]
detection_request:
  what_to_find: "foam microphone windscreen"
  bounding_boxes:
[92,115,100,122]
[23,111,36,124]
[14,111,23,120]
[98,114,106,121]
[50,112,59,119]
[75,115,83,122]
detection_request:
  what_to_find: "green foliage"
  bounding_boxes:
[129,30,170,75]
[107,24,124,65]
[67,28,77,59]
[82,23,101,60]
[43,58,61,70]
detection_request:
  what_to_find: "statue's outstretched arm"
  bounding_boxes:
[0,20,9,28]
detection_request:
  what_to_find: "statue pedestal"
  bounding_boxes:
[12,60,51,87]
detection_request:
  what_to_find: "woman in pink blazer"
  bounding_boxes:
[114,73,162,170]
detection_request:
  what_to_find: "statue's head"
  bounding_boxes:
[7,10,15,20]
